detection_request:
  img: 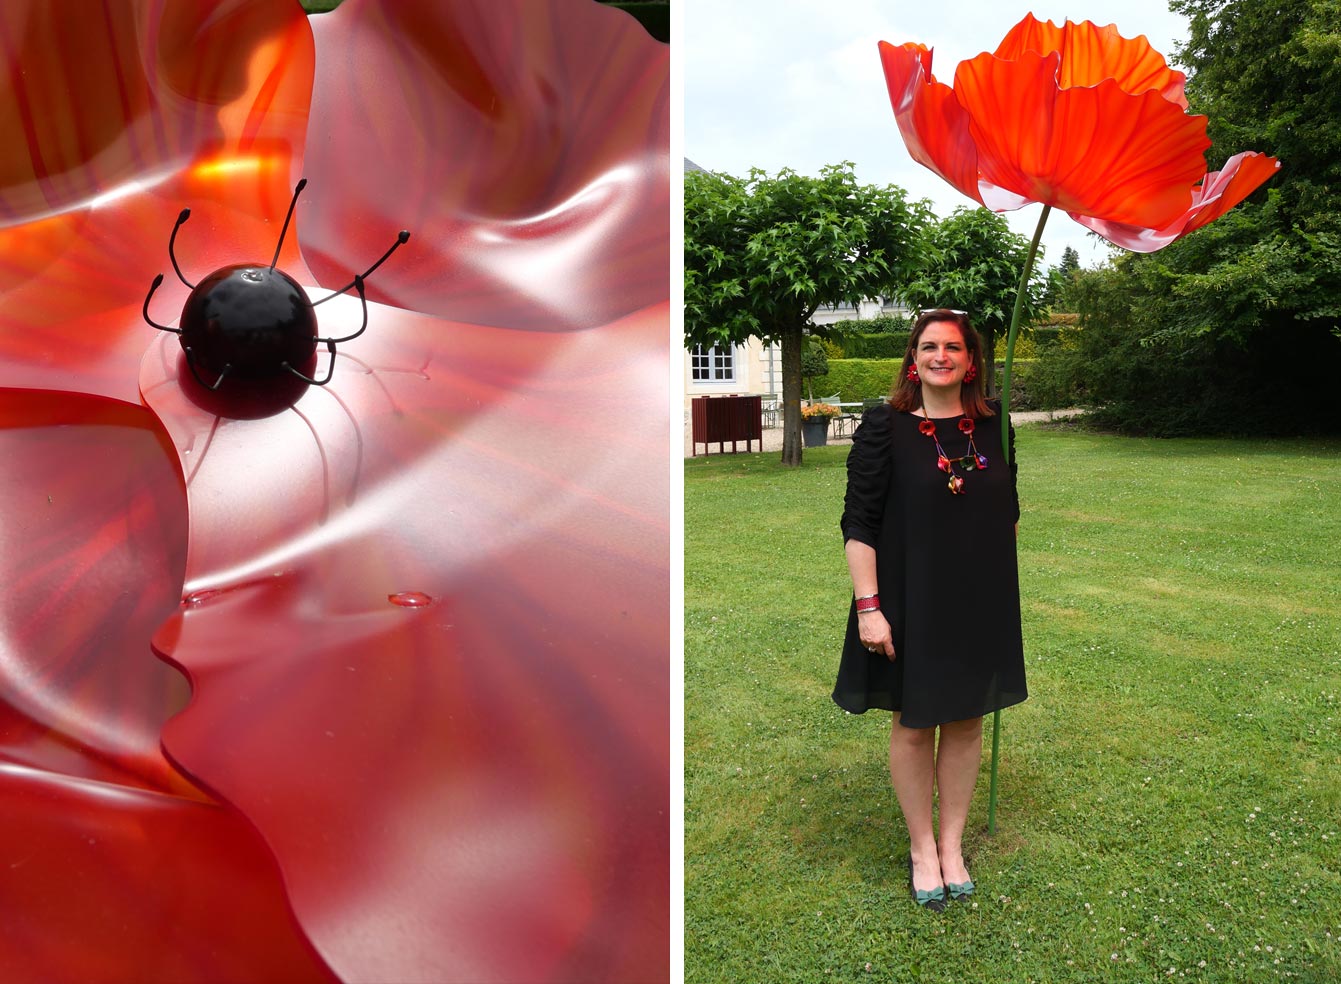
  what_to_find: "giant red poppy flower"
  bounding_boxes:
[879,13,1279,251]
[0,1,668,981]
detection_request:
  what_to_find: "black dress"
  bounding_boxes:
[832,402,1027,728]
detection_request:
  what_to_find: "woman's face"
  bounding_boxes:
[914,320,972,389]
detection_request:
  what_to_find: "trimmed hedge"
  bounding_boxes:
[822,327,1064,361]
[803,356,1082,411]
[804,358,901,403]
[826,315,909,333]
[835,331,910,359]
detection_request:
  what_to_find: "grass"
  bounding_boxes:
[685,424,1341,983]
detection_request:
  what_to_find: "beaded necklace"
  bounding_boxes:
[918,408,988,495]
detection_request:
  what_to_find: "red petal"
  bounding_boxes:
[0,766,336,982]
[0,391,190,793]
[955,49,1211,228]
[298,0,669,331]
[0,0,313,223]
[878,41,985,208]
[0,390,334,981]
[993,13,1189,109]
[1074,150,1281,251]
[139,301,669,982]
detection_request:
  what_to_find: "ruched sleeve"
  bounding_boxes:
[839,404,893,548]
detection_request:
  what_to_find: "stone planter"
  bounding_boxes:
[802,417,831,447]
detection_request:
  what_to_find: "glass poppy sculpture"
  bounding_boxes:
[0,1,669,982]
[877,12,1278,831]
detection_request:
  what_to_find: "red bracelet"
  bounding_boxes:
[855,594,880,613]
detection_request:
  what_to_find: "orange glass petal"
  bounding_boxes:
[878,42,986,209]
[993,14,1189,108]
[0,0,313,224]
[955,49,1210,228]
[0,0,313,405]
[878,13,1280,252]
[1074,149,1284,251]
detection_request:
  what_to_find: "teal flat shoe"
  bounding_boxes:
[907,857,946,913]
[946,878,975,903]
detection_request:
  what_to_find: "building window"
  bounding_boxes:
[691,343,735,382]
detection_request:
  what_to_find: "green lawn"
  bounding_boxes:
[685,425,1341,983]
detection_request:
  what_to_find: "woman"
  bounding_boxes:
[833,309,1027,912]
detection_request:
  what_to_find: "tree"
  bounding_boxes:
[1159,0,1341,336]
[684,163,932,465]
[901,207,1048,396]
[1043,246,1082,310]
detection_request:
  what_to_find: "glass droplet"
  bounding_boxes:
[182,588,224,606]
[182,572,288,606]
[388,591,432,608]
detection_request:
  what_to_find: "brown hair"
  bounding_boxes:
[888,308,994,418]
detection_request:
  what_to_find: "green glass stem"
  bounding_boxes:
[987,203,1050,837]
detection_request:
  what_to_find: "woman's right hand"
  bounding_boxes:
[858,610,895,660]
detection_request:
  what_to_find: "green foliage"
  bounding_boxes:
[600,1,669,42]
[1041,246,1082,310]
[829,315,908,334]
[1065,259,1341,435]
[800,338,829,379]
[1009,325,1069,362]
[819,338,846,359]
[1002,358,1039,409]
[684,164,932,349]
[901,206,1049,368]
[803,359,902,403]
[818,316,912,358]
[686,430,1341,983]
[810,339,1087,409]
[829,331,910,359]
[1005,351,1087,413]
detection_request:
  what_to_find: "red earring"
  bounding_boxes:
[906,364,920,382]
[964,363,978,383]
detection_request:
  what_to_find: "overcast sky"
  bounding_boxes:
[683,0,1195,272]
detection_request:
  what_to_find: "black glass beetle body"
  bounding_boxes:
[180,265,318,380]
[143,178,409,391]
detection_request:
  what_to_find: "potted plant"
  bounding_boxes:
[801,402,841,447]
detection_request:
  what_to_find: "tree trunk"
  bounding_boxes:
[779,322,804,466]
